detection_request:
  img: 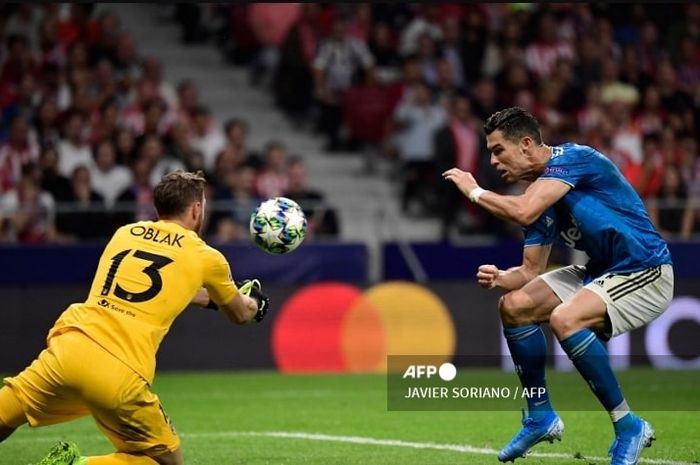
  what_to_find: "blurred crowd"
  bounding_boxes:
[185,3,700,241]
[0,3,339,245]
[2,4,700,245]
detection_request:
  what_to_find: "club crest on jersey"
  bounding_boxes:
[550,146,565,158]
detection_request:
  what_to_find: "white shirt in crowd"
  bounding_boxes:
[57,140,93,178]
[393,103,447,162]
[149,157,186,189]
[190,129,226,173]
[89,164,133,208]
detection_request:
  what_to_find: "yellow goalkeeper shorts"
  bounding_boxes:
[3,329,180,455]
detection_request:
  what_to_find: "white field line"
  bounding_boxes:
[9,430,697,465]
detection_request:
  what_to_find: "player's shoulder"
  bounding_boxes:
[187,233,228,264]
[551,142,597,160]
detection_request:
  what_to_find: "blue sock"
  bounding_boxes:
[559,329,633,433]
[504,324,552,420]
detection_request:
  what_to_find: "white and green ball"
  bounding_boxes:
[249,197,307,254]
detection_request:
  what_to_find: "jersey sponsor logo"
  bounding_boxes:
[559,214,581,248]
[130,225,184,248]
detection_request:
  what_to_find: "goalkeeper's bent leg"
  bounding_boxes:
[0,385,27,442]
[85,448,182,465]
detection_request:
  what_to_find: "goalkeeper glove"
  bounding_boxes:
[236,279,270,323]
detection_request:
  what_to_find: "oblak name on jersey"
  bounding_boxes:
[129,225,185,248]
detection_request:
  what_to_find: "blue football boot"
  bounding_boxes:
[498,410,564,462]
[609,414,655,465]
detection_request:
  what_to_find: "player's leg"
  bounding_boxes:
[496,265,584,462]
[0,385,27,442]
[550,265,673,465]
[81,449,182,465]
[34,444,178,465]
[499,275,562,418]
[73,333,182,465]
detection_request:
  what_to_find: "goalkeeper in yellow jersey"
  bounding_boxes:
[0,170,270,465]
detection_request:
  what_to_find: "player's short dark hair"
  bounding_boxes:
[484,107,542,145]
[153,170,207,218]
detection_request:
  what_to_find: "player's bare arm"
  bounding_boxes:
[192,288,211,307]
[442,169,570,226]
[478,244,552,291]
[218,293,258,325]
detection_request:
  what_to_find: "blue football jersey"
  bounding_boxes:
[523,143,672,279]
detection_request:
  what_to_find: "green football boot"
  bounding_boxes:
[35,441,85,465]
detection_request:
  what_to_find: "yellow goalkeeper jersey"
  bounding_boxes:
[48,220,238,384]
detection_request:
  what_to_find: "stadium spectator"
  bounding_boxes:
[575,83,606,137]
[470,77,499,121]
[0,162,55,243]
[57,111,92,177]
[648,164,694,239]
[33,97,61,147]
[140,55,178,110]
[1,73,39,138]
[0,34,38,85]
[223,117,254,162]
[415,32,441,88]
[138,133,185,188]
[174,78,200,124]
[524,11,575,80]
[368,21,401,82]
[114,157,157,225]
[210,162,262,242]
[88,139,132,208]
[439,17,466,89]
[434,95,486,238]
[634,86,667,136]
[675,36,700,94]
[37,144,71,202]
[188,105,225,173]
[112,126,136,166]
[399,5,443,57]
[272,3,321,123]
[164,119,206,173]
[461,8,488,85]
[312,16,375,151]
[113,32,140,83]
[55,165,110,240]
[392,81,446,215]
[5,5,41,54]
[283,156,339,237]
[0,115,39,194]
[247,3,301,88]
[255,140,289,199]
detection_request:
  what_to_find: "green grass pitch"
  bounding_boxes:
[1,370,698,465]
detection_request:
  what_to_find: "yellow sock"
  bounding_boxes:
[86,454,159,464]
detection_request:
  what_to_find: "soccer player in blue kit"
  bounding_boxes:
[443,107,673,465]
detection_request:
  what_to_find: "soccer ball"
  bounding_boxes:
[250,197,307,254]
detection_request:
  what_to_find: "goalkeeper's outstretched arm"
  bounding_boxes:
[194,287,258,324]
[219,293,258,325]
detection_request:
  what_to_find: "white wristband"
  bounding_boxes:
[469,187,488,203]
